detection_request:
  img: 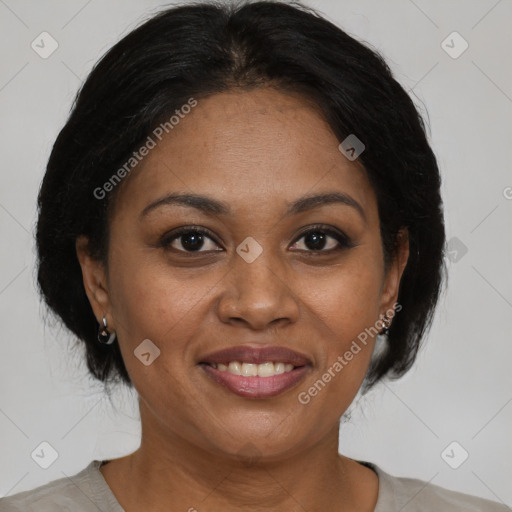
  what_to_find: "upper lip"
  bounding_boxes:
[198,345,311,366]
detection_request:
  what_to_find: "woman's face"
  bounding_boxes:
[78,87,408,461]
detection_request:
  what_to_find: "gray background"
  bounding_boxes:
[1,0,511,506]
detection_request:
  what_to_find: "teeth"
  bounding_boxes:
[228,361,241,375]
[241,363,258,377]
[257,362,274,377]
[274,362,285,375]
[209,361,296,377]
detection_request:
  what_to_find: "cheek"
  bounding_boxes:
[107,256,210,408]
[294,266,381,419]
[107,246,215,368]
[293,248,384,400]
[297,250,384,340]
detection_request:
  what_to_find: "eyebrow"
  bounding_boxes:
[287,192,366,222]
[139,191,366,222]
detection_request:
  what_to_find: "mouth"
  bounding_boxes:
[198,345,312,399]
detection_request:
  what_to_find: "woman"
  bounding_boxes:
[0,1,507,511]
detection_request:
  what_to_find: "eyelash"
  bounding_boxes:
[159,224,355,255]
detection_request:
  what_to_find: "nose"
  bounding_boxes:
[216,251,300,331]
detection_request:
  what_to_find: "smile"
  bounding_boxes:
[207,361,295,376]
[199,363,310,398]
[198,344,312,398]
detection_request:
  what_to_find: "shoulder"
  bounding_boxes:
[371,464,510,512]
[0,460,120,512]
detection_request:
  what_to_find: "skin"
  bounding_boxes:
[76,87,409,512]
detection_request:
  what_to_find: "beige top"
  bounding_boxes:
[0,460,508,511]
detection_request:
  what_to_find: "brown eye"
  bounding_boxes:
[160,227,222,253]
[290,225,354,252]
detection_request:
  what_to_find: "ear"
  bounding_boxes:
[75,235,114,329]
[379,228,409,316]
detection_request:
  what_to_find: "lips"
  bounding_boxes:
[198,345,312,399]
[198,345,311,366]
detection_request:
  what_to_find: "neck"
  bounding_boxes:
[101,401,378,512]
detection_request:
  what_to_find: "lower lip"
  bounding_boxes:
[199,364,310,398]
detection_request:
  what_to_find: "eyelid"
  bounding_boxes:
[159,226,223,251]
[291,224,355,251]
[159,223,355,254]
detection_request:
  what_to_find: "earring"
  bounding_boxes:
[97,316,116,345]
[379,314,392,336]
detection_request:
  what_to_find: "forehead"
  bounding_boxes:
[113,88,376,220]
